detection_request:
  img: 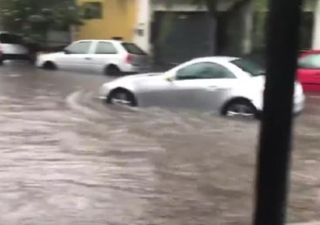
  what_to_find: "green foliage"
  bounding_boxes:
[254,0,267,11]
[0,0,83,43]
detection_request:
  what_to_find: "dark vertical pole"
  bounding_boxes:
[253,0,302,225]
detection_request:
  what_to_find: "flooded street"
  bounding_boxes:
[0,63,319,225]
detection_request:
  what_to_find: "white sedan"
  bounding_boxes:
[36,40,149,75]
[100,57,305,118]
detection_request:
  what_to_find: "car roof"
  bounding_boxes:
[191,56,239,63]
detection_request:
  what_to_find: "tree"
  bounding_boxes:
[0,0,82,44]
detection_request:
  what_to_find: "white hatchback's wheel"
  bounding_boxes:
[105,65,122,76]
[107,89,137,107]
[43,61,57,70]
[223,99,257,118]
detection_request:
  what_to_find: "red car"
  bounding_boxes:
[298,50,320,92]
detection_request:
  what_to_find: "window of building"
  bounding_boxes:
[83,2,103,19]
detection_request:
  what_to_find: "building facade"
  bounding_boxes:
[76,0,138,42]
[76,0,285,66]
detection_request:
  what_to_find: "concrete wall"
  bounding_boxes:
[132,0,209,54]
[140,0,224,54]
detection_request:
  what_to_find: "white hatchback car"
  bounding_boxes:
[36,40,150,75]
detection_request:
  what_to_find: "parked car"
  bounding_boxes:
[36,40,150,75]
[0,32,30,64]
[298,50,320,92]
[100,57,305,118]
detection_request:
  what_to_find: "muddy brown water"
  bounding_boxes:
[0,63,319,225]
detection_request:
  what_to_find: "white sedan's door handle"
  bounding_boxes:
[85,57,92,60]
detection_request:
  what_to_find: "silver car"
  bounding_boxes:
[100,57,305,117]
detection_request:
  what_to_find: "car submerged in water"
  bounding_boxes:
[99,57,305,118]
[36,40,149,75]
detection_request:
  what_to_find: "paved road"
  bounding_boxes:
[0,62,319,225]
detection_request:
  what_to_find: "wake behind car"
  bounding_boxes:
[36,39,149,75]
[100,57,305,118]
[0,32,30,64]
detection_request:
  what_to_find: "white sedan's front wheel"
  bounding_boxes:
[223,99,257,118]
[43,61,57,70]
[107,89,137,107]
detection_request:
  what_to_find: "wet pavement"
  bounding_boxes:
[0,62,319,225]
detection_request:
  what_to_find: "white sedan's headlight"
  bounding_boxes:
[294,82,304,98]
[35,54,46,66]
[99,84,111,100]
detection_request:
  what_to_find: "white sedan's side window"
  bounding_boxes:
[66,41,92,54]
[176,62,236,80]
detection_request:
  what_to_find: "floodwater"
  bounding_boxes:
[0,63,319,225]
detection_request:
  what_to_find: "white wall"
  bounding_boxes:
[133,0,151,53]
[313,0,320,49]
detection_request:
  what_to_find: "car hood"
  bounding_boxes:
[38,52,64,58]
[126,72,163,78]
[102,72,164,90]
[115,72,164,82]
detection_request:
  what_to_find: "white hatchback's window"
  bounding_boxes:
[66,42,91,54]
[95,42,118,54]
[176,62,236,80]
